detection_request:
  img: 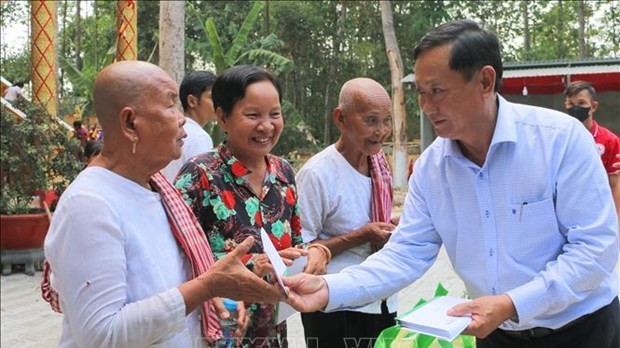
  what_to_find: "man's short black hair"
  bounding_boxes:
[413,19,503,92]
[179,71,217,112]
[564,81,597,102]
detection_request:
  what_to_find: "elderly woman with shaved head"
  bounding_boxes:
[296,77,398,348]
[43,61,284,348]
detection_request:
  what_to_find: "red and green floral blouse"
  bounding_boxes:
[174,143,302,347]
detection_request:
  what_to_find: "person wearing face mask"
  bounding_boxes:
[564,81,620,217]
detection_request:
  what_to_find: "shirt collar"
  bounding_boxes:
[590,120,599,137]
[217,143,290,185]
[443,95,517,158]
[184,117,200,127]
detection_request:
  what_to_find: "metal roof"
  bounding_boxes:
[503,64,620,78]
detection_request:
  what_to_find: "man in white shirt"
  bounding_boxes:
[162,71,216,181]
[3,81,24,102]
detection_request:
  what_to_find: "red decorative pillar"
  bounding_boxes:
[116,0,138,61]
[30,0,58,117]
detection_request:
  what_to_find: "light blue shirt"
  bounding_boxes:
[324,95,619,330]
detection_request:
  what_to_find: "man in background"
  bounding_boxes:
[3,81,24,103]
[564,81,620,216]
[162,71,217,182]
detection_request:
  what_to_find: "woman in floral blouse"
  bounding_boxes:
[175,65,319,348]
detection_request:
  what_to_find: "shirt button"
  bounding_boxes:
[489,248,494,257]
[492,287,497,295]
[479,173,484,179]
[485,210,490,218]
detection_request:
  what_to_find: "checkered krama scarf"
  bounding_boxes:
[369,149,393,224]
[41,171,221,340]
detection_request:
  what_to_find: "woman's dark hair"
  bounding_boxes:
[413,19,503,92]
[211,65,282,118]
[179,71,217,112]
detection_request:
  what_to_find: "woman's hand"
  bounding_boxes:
[252,254,274,278]
[278,247,308,266]
[304,246,328,275]
[234,302,249,343]
[251,247,308,278]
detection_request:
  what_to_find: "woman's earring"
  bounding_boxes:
[131,136,138,155]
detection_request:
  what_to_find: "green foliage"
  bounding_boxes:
[0,49,30,86]
[137,0,161,63]
[58,44,115,119]
[2,0,617,159]
[374,283,475,348]
[0,100,82,214]
[272,100,320,166]
[193,1,293,74]
[204,18,227,72]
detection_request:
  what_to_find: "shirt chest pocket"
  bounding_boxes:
[506,197,564,267]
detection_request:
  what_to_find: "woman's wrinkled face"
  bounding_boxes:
[218,80,283,164]
[136,75,186,170]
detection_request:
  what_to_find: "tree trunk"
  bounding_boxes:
[60,0,67,97]
[522,1,530,55]
[578,0,586,58]
[380,0,407,188]
[324,3,346,146]
[75,0,82,71]
[159,1,185,86]
[264,0,270,36]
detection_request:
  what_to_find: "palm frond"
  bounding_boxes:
[237,49,294,74]
[205,18,227,73]
[225,1,264,65]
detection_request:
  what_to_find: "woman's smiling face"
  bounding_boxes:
[218,80,283,165]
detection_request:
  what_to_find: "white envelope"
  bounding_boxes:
[259,228,289,296]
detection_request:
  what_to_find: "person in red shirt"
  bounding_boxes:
[564,81,620,218]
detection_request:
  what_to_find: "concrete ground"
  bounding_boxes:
[0,249,465,348]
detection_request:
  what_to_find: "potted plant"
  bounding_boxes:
[0,99,82,275]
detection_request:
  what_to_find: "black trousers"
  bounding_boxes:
[301,301,396,348]
[477,297,619,348]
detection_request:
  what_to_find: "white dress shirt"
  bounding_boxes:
[162,117,214,182]
[324,95,619,331]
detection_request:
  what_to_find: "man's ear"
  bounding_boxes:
[333,108,345,127]
[187,94,198,109]
[479,65,496,95]
[591,100,599,114]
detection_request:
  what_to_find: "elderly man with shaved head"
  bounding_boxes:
[296,77,398,348]
[43,61,284,348]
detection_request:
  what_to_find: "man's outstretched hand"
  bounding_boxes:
[448,294,517,338]
[283,273,329,312]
